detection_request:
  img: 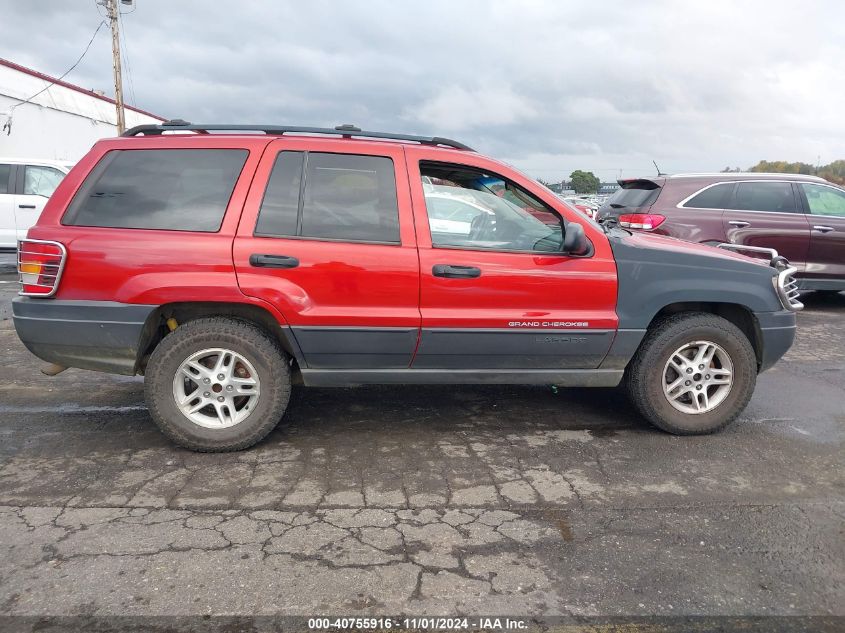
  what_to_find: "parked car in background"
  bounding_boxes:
[596,173,845,293]
[0,158,72,250]
[563,196,599,219]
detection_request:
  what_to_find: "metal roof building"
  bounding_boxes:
[0,58,164,162]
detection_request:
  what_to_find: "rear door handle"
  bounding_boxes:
[18,204,36,209]
[728,220,750,228]
[813,225,834,233]
[249,254,300,269]
[432,264,481,279]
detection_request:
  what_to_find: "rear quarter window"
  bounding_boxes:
[681,182,735,209]
[63,149,248,231]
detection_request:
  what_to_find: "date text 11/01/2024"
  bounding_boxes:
[307,617,529,630]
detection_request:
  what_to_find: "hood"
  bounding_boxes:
[609,228,772,268]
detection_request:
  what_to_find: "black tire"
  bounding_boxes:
[625,312,757,435]
[144,317,291,451]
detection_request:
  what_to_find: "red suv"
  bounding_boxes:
[596,173,845,293]
[13,122,801,451]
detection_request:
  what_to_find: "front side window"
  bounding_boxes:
[801,183,845,217]
[730,182,797,213]
[682,182,734,209]
[63,149,248,232]
[256,152,400,244]
[24,165,65,197]
[0,164,11,194]
[421,161,563,253]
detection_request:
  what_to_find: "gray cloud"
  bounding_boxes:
[1,0,842,180]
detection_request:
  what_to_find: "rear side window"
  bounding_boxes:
[256,152,400,244]
[64,149,248,231]
[682,182,734,209]
[730,182,797,213]
[0,164,10,194]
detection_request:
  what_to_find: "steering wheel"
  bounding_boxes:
[469,213,495,241]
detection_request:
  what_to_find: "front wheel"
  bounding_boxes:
[145,317,291,451]
[625,312,757,435]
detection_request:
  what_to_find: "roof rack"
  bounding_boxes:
[122,120,474,151]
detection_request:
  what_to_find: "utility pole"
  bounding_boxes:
[104,0,125,134]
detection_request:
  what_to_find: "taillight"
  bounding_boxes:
[18,239,67,297]
[618,213,666,230]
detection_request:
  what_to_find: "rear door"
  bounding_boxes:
[0,163,14,248]
[13,164,66,242]
[406,148,618,370]
[233,139,420,369]
[797,182,845,284]
[723,181,810,269]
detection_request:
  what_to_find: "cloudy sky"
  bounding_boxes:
[1,0,842,180]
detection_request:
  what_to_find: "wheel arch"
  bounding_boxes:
[135,301,305,375]
[646,302,762,369]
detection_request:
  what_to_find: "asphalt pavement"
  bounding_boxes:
[0,252,15,276]
[0,276,842,626]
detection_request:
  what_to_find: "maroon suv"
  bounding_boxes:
[596,173,845,293]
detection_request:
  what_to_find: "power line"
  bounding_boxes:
[8,20,107,113]
[3,19,108,135]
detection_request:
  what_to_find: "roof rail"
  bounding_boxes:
[122,120,474,151]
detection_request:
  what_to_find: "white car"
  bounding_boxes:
[0,158,72,250]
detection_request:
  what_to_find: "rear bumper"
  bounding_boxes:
[756,310,797,373]
[12,297,157,375]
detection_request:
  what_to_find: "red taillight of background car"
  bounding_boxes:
[18,240,67,297]
[618,213,666,230]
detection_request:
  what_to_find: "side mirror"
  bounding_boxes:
[563,222,590,256]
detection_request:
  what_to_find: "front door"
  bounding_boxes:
[234,138,421,369]
[405,149,618,370]
[722,181,810,269]
[798,182,845,285]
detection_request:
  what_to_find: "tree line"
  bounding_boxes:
[723,160,845,185]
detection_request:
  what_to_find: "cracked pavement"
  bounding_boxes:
[0,280,843,618]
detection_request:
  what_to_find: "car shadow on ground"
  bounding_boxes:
[276,383,649,442]
[799,290,845,311]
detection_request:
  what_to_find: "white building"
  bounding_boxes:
[0,58,165,163]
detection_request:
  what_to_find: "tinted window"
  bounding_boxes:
[421,162,563,253]
[24,165,65,197]
[300,153,399,243]
[683,182,733,209]
[255,151,303,236]
[801,183,845,217]
[602,182,660,211]
[64,149,247,231]
[731,182,797,213]
[0,164,10,194]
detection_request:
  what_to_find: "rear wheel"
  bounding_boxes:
[145,317,291,451]
[625,312,756,435]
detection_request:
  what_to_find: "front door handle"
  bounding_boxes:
[728,220,750,228]
[813,225,834,233]
[249,254,300,269]
[432,264,481,279]
[18,204,36,209]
